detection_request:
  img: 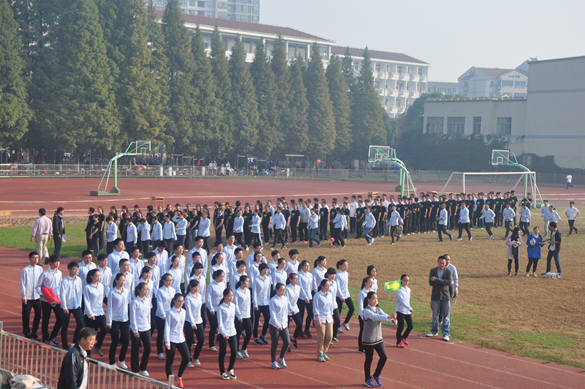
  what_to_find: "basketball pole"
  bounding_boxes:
[367,145,415,197]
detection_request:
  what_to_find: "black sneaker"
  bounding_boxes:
[51,338,59,347]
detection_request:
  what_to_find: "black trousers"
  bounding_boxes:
[504,221,512,237]
[208,311,218,347]
[508,253,519,273]
[184,321,204,360]
[61,307,83,350]
[22,299,42,336]
[395,312,413,344]
[356,221,363,238]
[358,316,364,352]
[437,224,451,241]
[234,232,244,247]
[165,341,189,378]
[319,219,328,240]
[53,235,62,256]
[140,240,151,255]
[519,221,530,236]
[155,316,166,354]
[217,334,237,374]
[332,308,342,336]
[364,342,387,381]
[131,330,151,373]
[485,222,494,236]
[262,224,271,242]
[297,299,313,333]
[526,257,540,273]
[269,324,290,362]
[202,237,210,254]
[41,301,62,342]
[253,305,270,338]
[298,222,308,241]
[290,312,302,339]
[336,297,354,325]
[290,223,298,242]
[235,317,252,351]
[272,228,285,248]
[84,314,106,349]
[215,227,223,244]
[106,241,115,255]
[109,320,130,364]
[332,228,344,247]
[568,220,578,235]
[458,223,472,239]
[244,228,252,247]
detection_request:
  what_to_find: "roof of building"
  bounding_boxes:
[331,46,428,65]
[474,67,515,77]
[154,9,333,42]
[428,81,459,87]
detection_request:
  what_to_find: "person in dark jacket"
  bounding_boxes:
[52,207,65,257]
[543,222,562,278]
[57,327,97,389]
[427,256,453,341]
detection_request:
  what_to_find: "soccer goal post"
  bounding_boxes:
[439,171,543,207]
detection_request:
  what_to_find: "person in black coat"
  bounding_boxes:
[57,327,97,389]
[52,207,65,257]
[543,222,562,277]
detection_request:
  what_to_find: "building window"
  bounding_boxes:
[252,16,259,22]
[501,80,513,87]
[218,2,228,8]
[473,117,481,135]
[189,10,196,14]
[515,81,526,87]
[189,0,195,6]
[252,6,259,13]
[427,117,444,134]
[354,62,359,71]
[375,64,381,72]
[497,117,512,135]
[218,11,228,17]
[447,117,465,134]
[418,68,423,76]
[397,66,402,74]
[235,14,248,21]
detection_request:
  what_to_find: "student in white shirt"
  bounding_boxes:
[217,288,238,380]
[166,255,184,295]
[335,260,354,333]
[271,258,288,292]
[358,276,374,353]
[155,274,176,359]
[108,238,129,276]
[207,269,226,352]
[362,207,376,245]
[106,273,129,368]
[60,261,83,350]
[547,205,561,223]
[285,249,300,276]
[118,259,135,304]
[234,275,252,359]
[153,241,170,274]
[566,174,574,190]
[286,274,302,348]
[184,279,204,367]
[188,263,207,333]
[173,213,188,249]
[198,213,211,253]
[78,250,97,290]
[268,283,293,370]
[388,205,404,245]
[479,204,496,239]
[130,282,151,376]
[250,210,262,246]
[145,252,161,292]
[313,279,334,362]
[540,200,550,237]
[297,260,314,339]
[307,208,321,248]
[232,209,246,249]
[311,256,327,296]
[137,219,151,255]
[125,219,138,254]
[37,255,63,346]
[456,202,472,242]
[21,251,43,340]
[83,269,106,356]
[151,218,163,250]
[565,202,580,236]
[252,263,271,344]
[96,254,112,302]
[105,216,118,255]
[163,215,177,255]
[230,260,247,292]
[502,203,516,238]
[325,268,342,342]
[518,203,531,237]
[137,267,154,308]
[164,294,189,388]
[395,274,413,348]
[129,247,144,282]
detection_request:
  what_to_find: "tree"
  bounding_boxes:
[191,25,225,158]
[162,0,197,154]
[117,0,169,146]
[282,55,309,154]
[305,43,335,160]
[0,0,31,147]
[46,0,120,154]
[95,0,124,90]
[326,54,352,160]
[350,47,386,158]
[270,35,290,156]
[209,25,232,154]
[250,39,280,157]
[341,47,356,94]
[229,35,259,155]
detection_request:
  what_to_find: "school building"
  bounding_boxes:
[423,55,585,169]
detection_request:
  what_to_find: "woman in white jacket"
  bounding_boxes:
[313,279,334,362]
[285,274,302,348]
[217,288,237,380]
[394,274,413,348]
[234,275,252,359]
[269,283,293,370]
[164,293,189,388]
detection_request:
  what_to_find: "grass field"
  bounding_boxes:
[2,219,584,369]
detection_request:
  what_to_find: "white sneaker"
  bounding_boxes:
[236,351,244,359]
[229,369,237,379]
[139,370,149,377]
[194,359,201,365]
[456,238,462,241]
[187,361,195,368]
[210,346,218,352]
[469,237,473,241]
[489,235,494,239]
[220,372,230,380]
[525,274,530,277]
[241,350,249,358]
[158,353,166,360]
[426,332,438,337]
[371,238,374,244]
[443,335,450,342]
[117,360,128,369]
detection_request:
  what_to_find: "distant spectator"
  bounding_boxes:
[566,174,574,190]
[52,207,65,257]
[31,208,52,261]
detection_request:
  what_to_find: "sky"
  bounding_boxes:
[260,0,585,82]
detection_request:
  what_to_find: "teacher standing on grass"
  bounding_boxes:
[31,208,52,261]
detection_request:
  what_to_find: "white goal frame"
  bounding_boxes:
[439,171,543,207]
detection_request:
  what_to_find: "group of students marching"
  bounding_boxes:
[21,236,409,387]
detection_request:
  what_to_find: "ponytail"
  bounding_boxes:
[336,259,347,269]
[236,275,249,290]
[134,282,147,297]
[218,288,232,305]
[363,291,377,309]
[298,260,309,272]
[317,278,329,292]
[361,276,372,289]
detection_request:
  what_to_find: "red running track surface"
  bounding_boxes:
[2,177,585,217]
[1,246,584,388]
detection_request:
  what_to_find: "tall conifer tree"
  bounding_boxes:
[283,55,309,154]
[326,54,352,160]
[251,39,279,157]
[271,35,290,156]
[210,25,233,148]
[229,35,259,155]
[305,43,335,160]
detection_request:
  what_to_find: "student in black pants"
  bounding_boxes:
[60,261,84,350]
[184,279,205,366]
[21,251,43,340]
[130,282,152,376]
[38,255,63,346]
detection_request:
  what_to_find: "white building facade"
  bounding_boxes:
[332,46,429,118]
[424,55,585,169]
[458,65,528,98]
[428,81,459,95]
[150,0,260,23]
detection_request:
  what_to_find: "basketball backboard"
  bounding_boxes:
[368,146,396,163]
[491,149,510,167]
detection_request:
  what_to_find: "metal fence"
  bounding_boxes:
[0,163,582,186]
[0,322,173,389]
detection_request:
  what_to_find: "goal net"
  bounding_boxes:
[439,171,543,206]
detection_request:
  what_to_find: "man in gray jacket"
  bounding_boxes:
[427,256,453,341]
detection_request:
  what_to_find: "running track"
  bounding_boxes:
[1,177,585,217]
[0,246,583,388]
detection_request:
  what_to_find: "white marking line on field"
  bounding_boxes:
[183,365,264,389]
[0,198,150,204]
[0,307,21,317]
[450,342,585,377]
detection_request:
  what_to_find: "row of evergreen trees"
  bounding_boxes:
[1,0,395,162]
